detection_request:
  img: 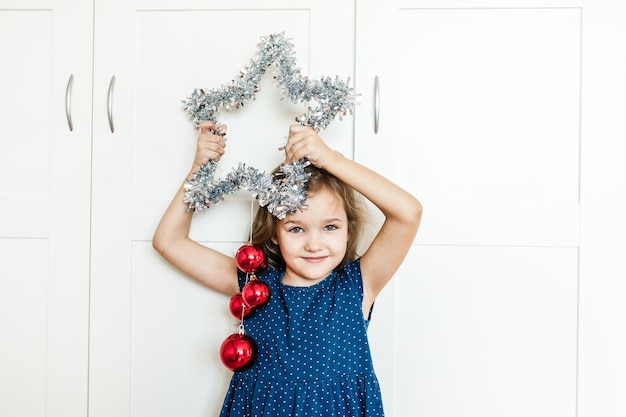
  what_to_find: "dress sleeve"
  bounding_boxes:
[340,258,376,321]
[338,258,364,298]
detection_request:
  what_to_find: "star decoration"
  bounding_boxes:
[182,32,357,219]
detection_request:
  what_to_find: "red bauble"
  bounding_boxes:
[241,279,271,308]
[219,333,258,372]
[235,244,267,274]
[228,293,255,319]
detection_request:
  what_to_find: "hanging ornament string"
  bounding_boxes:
[223,243,269,372]
[248,198,254,244]
[182,32,357,220]
[221,193,273,372]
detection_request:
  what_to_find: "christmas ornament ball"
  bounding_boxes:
[229,293,255,319]
[242,279,271,308]
[219,333,258,372]
[236,244,267,273]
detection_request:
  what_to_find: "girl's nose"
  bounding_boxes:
[304,232,322,252]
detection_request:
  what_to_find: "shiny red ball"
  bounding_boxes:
[235,244,267,274]
[241,279,271,308]
[219,333,258,372]
[228,293,255,319]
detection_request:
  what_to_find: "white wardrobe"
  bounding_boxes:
[1,1,624,416]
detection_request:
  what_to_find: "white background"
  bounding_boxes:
[1,1,624,417]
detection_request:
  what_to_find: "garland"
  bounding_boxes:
[182,33,356,219]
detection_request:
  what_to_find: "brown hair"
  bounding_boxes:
[250,165,367,270]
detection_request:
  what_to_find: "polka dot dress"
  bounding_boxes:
[219,259,385,417]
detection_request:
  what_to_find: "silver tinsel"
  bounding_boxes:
[182,32,356,219]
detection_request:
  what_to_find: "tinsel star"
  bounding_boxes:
[182,32,357,219]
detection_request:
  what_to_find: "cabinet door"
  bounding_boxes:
[356,1,626,417]
[360,2,580,416]
[88,1,355,416]
[0,1,92,417]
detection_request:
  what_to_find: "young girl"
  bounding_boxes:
[153,121,422,416]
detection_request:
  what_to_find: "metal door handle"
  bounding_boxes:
[374,75,380,134]
[65,74,74,131]
[107,76,116,133]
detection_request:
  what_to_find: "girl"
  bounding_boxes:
[153,121,422,416]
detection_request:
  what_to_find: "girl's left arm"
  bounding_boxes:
[284,126,422,304]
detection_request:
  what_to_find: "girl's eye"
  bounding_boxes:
[288,227,304,233]
[324,225,337,231]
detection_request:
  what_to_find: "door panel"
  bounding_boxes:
[396,246,577,417]
[0,10,51,238]
[0,4,92,416]
[0,239,48,417]
[356,3,583,416]
[131,242,238,417]
[397,8,580,246]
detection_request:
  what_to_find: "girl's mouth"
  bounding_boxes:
[302,256,328,263]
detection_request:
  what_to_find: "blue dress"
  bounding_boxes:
[219,259,385,417]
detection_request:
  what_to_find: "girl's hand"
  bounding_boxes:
[284,125,334,169]
[193,121,227,169]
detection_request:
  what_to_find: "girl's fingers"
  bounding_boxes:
[198,121,214,133]
[289,124,306,135]
[216,123,228,135]
[199,121,227,136]
[290,139,307,158]
[285,125,309,154]
[285,140,310,164]
[195,127,226,165]
[202,141,225,159]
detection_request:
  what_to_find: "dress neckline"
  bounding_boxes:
[280,271,335,292]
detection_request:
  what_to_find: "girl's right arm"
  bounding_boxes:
[152,121,239,296]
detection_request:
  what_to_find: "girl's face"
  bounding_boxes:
[274,189,349,287]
